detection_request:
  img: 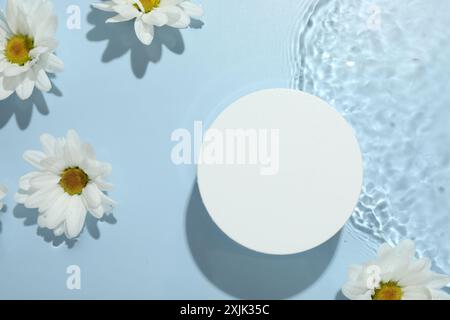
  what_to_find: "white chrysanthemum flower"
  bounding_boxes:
[0,184,7,210]
[342,240,450,300]
[0,0,64,101]
[92,0,203,45]
[16,130,115,239]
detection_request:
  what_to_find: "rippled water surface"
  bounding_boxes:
[290,0,450,274]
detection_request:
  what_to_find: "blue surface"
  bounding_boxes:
[0,0,372,299]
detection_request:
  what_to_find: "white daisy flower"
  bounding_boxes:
[342,239,450,300]
[0,184,7,210]
[0,0,64,101]
[16,130,115,239]
[92,0,204,45]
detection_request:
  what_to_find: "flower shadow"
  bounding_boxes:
[85,212,117,240]
[0,204,7,233]
[186,181,341,299]
[13,204,116,248]
[86,8,187,79]
[335,290,348,300]
[190,18,204,29]
[0,81,63,131]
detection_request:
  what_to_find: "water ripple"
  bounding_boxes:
[290,0,450,274]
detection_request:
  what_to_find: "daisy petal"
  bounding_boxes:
[106,14,135,23]
[397,239,416,260]
[168,11,190,28]
[430,289,450,300]
[45,193,71,230]
[113,4,139,19]
[402,286,432,300]
[82,143,96,159]
[95,179,114,191]
[15,191,29,204]
[35,13,57,41]
[134,18,154,45]
[82,159,112,179]
[0,59,8,72]
[19,171,40,191]
[65,196,87,239]
[40,133,57,156]
[29,172,60,189]
[348,264,363,281]
[64,130,83,166]
[41,53,64,73]
[23,150,46,169]
[100,192,116,212]
[15,74,35,100]
[142,10,168,26]
[6,0,19,33]
[0,81,14,100]
[4,63,29,77]
[34,69,52,92]
[53,223,66,237]
[342,281,372,300]
[37,212,48,228]
[90,204,104,219]
[40,157,66,174]
[24,186,56,209]
[38,186,64,213]
[82,183,102,210]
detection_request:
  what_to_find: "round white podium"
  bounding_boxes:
[197,89,363,255]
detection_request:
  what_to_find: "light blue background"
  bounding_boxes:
[0,0,373,299]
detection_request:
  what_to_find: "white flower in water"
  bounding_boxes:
[16,130,115,239]
[0,184,7,210]
[343,239,450,300]
[92,0,203,45]
[0,0,64,100]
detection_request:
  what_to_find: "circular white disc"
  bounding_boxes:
[197,89,363,255]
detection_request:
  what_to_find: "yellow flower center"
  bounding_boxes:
[134,0,160,13]
[372,281,403,300]
[5,34,34,66]
[59,167,89,196]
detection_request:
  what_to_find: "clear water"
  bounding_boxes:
[290,0,450,275]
